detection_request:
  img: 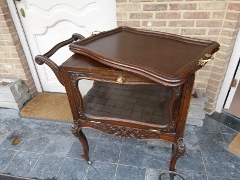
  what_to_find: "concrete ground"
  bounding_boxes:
[0,108,239,180]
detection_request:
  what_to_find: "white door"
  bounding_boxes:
[224,61,240,109]
[14,0,117,92]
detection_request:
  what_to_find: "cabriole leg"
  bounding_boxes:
[169,137,186,172]
[72,124,91,164]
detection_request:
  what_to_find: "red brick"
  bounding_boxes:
[181,29,206,35]
[143,4,167,11]
[195,83,208,89]
[215,51,231,59]
[211,66,226,74]
[153,28,180,34]
[0,0,7,6]
[209,72,225,81]
[2,73,19,79]
[1,28,10,34]
[203,107,213,114]
[0,15,5,21]
[196,20,222,27]
[213,59,228,68]
[3,58,21,64]
[0,21,7,28]
[11,52,20,58]
[169,21,194,27]
[0,41,5,46]
[6,20,14,28]
[170,4,197,10]
[212,12,225,19]
[208,29,221,35]
[130,13,153,19]
[223,21,239,29]
[156,12,181,19]
[219,37,235,46]
[0,7,9,14]
[3,13,11,21]
[116,4,141,12]
[142,21,166,27]
[208,96,219,104]
[226,12,240,21]
[220,45,234,53]
[221,29,238,37]
[206,89,220,99]
[208,79,223,87]
[199,70,211,77]
[0,34,13,41]
[199,3,227,10]
[27,79,36,87]
[0,53,10,58]
[9,68,26,74]
[117,13,127,20]
[129,0,154,1]
[0,46,17,53]
[116,0,127,2]
[195,77,209,84]
[0,68,8,73]
[185,0,213,1]
[183,12,210,19]
[117,21,140,27]
[157,0,182,1]
[208,37,219,42]
[228,3,240,11]
[5,41,15,46]
[207,84,220,92]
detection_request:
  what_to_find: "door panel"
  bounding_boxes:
[25,0,96,11]
[15,0,116,92]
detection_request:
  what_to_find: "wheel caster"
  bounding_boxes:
[87,161,92,165]
[159,171,185,180]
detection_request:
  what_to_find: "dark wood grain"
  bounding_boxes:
[36,27,220,172]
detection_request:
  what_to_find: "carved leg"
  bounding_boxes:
[169,137,186,172]
[72,124,91,164]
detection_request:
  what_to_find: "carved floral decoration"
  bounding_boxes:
[92,122,160,139]
[71,73,86,88]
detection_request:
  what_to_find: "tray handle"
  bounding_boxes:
[35,33,85,86]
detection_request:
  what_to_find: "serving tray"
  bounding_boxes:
[69,26,219,86]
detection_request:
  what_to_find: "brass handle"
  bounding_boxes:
[198,54,214,66]
[91,121,101,124]
[91,31,101,36]
[149,129,160,133]
[117,77,123,84]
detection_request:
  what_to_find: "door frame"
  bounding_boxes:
[216,29,240,112]
[7,0,43,92]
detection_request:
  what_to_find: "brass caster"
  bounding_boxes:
[87,161,92,165]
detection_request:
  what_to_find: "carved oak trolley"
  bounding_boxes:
[35,27,219,173]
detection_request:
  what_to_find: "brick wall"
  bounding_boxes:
[117,0,240,113]
[0,0,36,94]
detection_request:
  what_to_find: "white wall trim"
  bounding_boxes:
[6,0,43,92]
[216,29,240,112]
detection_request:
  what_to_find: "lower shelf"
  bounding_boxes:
[83,81,173,125]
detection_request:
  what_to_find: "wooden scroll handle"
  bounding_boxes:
[35,33,85,86]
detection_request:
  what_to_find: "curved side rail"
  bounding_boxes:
[35,33,85,86]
